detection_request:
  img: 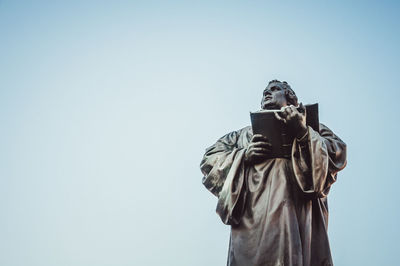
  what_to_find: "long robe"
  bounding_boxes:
[200,124,347,266]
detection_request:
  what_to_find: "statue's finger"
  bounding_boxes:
[274,111,286,122]
[252,147,269,154]
[284,106,292,116]
[298,102,306,114]
[252,152,269,159]
[252,134,268,142]
[253,141,272,148]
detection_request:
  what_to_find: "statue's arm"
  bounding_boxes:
[200,130,241,197]
[291,123,347,198]
[319,123,347,174]
[200,128,250,225]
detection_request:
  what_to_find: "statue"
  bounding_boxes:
[200,80,347,266]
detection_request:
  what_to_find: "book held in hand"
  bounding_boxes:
[250,103,319,159]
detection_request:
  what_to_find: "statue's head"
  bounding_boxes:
[261,80,298,110]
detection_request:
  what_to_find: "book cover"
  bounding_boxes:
[250,103,319,159]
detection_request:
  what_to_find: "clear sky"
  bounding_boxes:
[1,1,399,265]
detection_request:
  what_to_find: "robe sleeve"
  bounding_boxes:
[291,123,347,198]
[200,129,247,225]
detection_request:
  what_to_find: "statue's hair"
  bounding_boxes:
[265,79,298,106]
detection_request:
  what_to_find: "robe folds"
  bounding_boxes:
[200,124,346,266]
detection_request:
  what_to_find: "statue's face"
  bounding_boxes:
[261,83,288,110]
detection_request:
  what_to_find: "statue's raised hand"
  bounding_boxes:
[244,134,272,164]
[276,103,308,139]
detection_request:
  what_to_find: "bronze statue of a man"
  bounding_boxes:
[200,80,347,266]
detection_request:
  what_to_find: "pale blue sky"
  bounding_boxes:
[1,1,399,265]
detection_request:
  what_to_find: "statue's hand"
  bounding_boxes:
[276,103,307,139]
[244,134,272,165]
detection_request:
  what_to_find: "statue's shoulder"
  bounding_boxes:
[213,126,252,149]
[222,126,251,138]
[318,123,337,135]
[237,125,252,134]
[235,126,253,147]
[318,123,345,143]
[233,125,252,139]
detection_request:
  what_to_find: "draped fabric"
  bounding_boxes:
[200,124,347,266]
